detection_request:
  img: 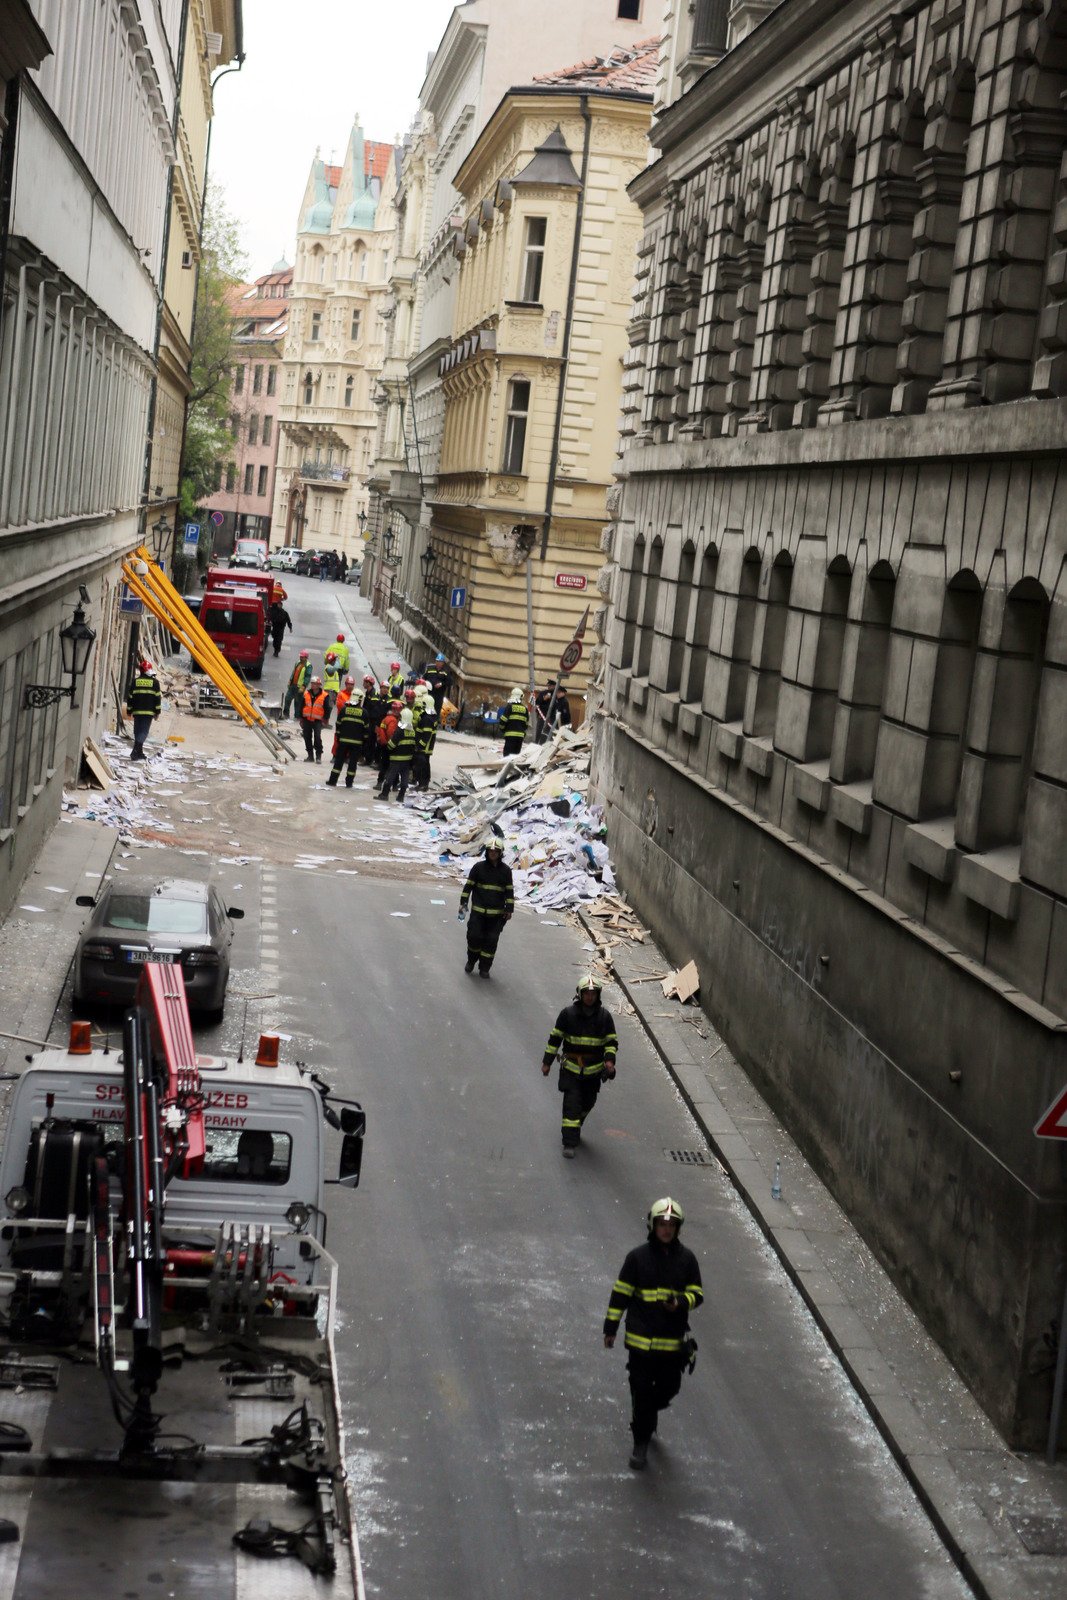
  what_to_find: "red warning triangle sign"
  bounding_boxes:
[1034,1084,1067,1140]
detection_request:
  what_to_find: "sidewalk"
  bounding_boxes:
[0,815,118,1102]
[333,588,418,684]
[585,911,1067,1600]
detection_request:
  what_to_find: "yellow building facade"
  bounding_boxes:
[426,45,655,708]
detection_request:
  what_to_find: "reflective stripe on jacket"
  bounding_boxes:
[501,702,529,738]
[543,1000,618,1075]
[387,725,416,766]
[128,674,161,716]
[603,1238,703,1353]
[459,858,514,918]
[336,701,365,745]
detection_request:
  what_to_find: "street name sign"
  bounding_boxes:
[450,586,466,609]
[554,572,587,591]
[1034,1085,1067,1140]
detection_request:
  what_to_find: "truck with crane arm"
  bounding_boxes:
[0,961,367,1597]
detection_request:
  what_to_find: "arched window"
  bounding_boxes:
[344,375,354,408]
[685,544,719,705]
[666,542,696,694]
[619,535,645,672]
[830,561,896,784]
[745,551,793,740]
[303,370,314,406]
[635,537,663,679]
[957,578,1048,851]
[805,557,852,761]
[919,572,983,818]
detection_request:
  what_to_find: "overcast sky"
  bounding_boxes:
[209,0,458,277]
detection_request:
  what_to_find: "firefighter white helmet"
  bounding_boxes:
[648,1196,685,1229]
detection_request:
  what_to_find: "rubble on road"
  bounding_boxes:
[407,726,619,912]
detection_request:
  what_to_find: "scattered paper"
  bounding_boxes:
[390,911,411,918]
[19,905,45,913]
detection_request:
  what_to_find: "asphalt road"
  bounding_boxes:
[267,866,970,1600]
[77,575,972,1598]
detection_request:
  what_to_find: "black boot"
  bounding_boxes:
[464,956,476,974]
[628,1439,649,1471]
[326,774,338,786]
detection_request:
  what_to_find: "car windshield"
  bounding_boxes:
[235,541,264,554]
[105,895,208,934]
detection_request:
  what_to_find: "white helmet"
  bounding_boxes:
[648,1196,685,1229]
[399,708,413,729]
[509,687,523,703]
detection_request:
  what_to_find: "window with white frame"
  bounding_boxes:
[502,379,531,474]
[303,371,314,405]
[617,0,641,17]
[520,217,547,302]
[350,309,362,341]
[262,415,272,445]
[243,464,254,494]
[267,365,277,396]
[344,376,354,408]
[257,465,268,496]
[310,312,322,342]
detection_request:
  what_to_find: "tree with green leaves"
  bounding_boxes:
[176,184,247,576]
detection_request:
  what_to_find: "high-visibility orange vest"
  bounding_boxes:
[302,690,327,722]
[335,690,352,716]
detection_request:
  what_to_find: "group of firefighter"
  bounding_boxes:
[282,635,448,800]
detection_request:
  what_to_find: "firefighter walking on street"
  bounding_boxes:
[541,974,617,1156]
[604,1197,703,1471]
[126,658,161,760]
[500,688,529,755]
[459,841,513,978]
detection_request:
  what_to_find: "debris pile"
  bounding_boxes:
[412,726,617,912]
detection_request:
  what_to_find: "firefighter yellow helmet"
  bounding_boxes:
[648,1196,685,1229]
[575,973,600,996]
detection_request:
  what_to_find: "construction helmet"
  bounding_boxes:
[435,652,445,662]
[344,675,355,688]
[337,633,345,643]
[390,698,403,710]
[140,659,154,673]
[575,973,601,997]
[299,649,310,659]
[310,675,322,686]
[325,651,336,663]
[648,1196,685,1229]
[390,660,401,672]
[404,687,416,701]
[363,672,375,684]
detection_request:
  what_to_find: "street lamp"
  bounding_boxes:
[24,603,97,709]
[357,509,368,535]
[420,541,447,597]
[382,527,395,562]
[150,514,172,564]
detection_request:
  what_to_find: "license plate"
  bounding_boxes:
[123,949,177,964]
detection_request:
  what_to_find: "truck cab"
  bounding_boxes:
[198,585,267,679]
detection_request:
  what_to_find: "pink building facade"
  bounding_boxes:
[202,262,291,553]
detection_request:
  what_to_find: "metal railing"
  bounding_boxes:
[299,461,351,482]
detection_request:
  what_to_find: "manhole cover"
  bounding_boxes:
[1008,1513,1067,1556]
[664,1148,715,1165]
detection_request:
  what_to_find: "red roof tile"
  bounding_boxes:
[324,163,343,190]
[532,36,659,93]
[364,140,395,183]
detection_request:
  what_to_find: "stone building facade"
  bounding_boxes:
[202,262,290,550]
[269,125,398,564]
[0,1,240,921]
[367,0,658,669]
[595,0,1067,1446]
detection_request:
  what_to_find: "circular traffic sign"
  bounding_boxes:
[559,639,583,674]
[210,511,225,526]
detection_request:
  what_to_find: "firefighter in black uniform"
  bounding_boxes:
[499,688,529,755]
[412,689,438,790]
[541,974,617,1156]
[458,840,513,978]
[126,658,162,760]
[326,691,365,787]
[604,1196,703,1471]
[380,708,416,802]
[360,675,382,765]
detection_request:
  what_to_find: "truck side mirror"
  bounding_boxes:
[227,907,245,919]
[336,1132,363,1188]
[75,895,96,907]
[340,1106,364,1136]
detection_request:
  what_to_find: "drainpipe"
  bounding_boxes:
[539,92,591,566]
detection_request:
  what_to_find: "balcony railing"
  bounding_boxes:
[299,461,351,483]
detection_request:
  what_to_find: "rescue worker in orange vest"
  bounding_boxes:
[301,676,328,763]
[330,675,356,761]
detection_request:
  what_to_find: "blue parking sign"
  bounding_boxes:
[183,522,200,547]
[450,586,466,609]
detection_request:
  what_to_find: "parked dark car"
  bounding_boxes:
[295,550,323,576]
[73,877,244,1019]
